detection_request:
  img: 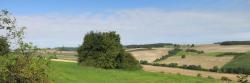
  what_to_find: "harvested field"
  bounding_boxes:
[129,48,171,63]
[143,65,250,81]
[158,55,234,69]
[194,44,250,52]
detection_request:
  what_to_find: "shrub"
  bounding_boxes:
[0,54,50,83]
[167,63,178,67]
[0,37,9,56]
[221,76,231,81]
[237,74,248,83]
[209,66,220,72]
[168,48,182,56]
[207,76,214,79]
[197,73,202,77]
[181,55,186,59]
[184,65,202,70]
[116,52,141,70]
[78,31,141,70]
[139,60,148,65]
[185,49,204,54]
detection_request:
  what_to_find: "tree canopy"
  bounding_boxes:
[78,31,141,70]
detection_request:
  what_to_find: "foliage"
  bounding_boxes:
[0,54,50,83]
[191,44,195,47]
[216,41,250,45]
[78,31,141,70]
[209,66,219,72]
[54,46,78,51]
[185,49,204,54]
[181,55,186,59]
[237,74,248,83]
[221,53,250,74]
[154,48,183,62]
[0,36,9,56]
[220,76,231,81]
[125,43,173,48]
[197,73,202,77]
[139,60,149,65]
[116,51,142,70]
[50,61,221,83]
[0,10,50,83]
[168,48,182,56]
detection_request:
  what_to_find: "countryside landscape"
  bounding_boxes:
[1,0,250,83]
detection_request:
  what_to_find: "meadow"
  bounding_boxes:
[49,61,221,83]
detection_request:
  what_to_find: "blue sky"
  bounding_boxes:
[1,0,250,47]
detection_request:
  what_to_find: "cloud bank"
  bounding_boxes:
[16,8,250,48]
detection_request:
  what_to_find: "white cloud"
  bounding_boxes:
[16,8,250,47]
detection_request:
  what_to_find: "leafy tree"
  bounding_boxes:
[78,31,141,70]
[0,9,49,83]
[0,36,9,56]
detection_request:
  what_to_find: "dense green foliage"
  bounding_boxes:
[0,10,50,83]
[78,31,141,70]
[216,41,250,45]
[0,37,9,56]
[221,53,250,74]
[0,54,50,83]
[185,49,204,54]
[125,43,173,48]
[50,61,221,83]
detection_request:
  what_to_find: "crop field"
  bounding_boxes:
[158,55,234,69]
[194,44,250,52]
[49,61,221,83]
[129,48,171,62]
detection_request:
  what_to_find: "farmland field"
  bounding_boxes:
[49,61,221,83]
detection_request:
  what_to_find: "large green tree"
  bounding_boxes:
[78,31,141,70]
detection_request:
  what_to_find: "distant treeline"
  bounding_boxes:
[215,41,250,45]
[54,47,79,51]
[125,43,173,48]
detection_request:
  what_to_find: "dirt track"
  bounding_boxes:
[51,59,250,81]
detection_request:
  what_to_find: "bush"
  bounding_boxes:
[197,73,202,77]
[237,74,248,83]
[221,76,231,81]
[167,63,178,67]
[185,49,204,54]
[181,55,186,59]
[0,54,49,83]
[78,31,141,70]
[182,65,202,70]
[207,76,214,79]
[209,66,220,72]
[116,52,142,70]
[140,60,148,65]
[168,48,182,56]
[0,37,9,56]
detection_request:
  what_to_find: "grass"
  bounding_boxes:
[222,53,250,70]
[49,61,221,83]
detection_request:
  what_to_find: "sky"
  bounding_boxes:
[1,0,250,48]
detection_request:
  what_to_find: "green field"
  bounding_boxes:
[49,61,220,83]
[222,53,250,74]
